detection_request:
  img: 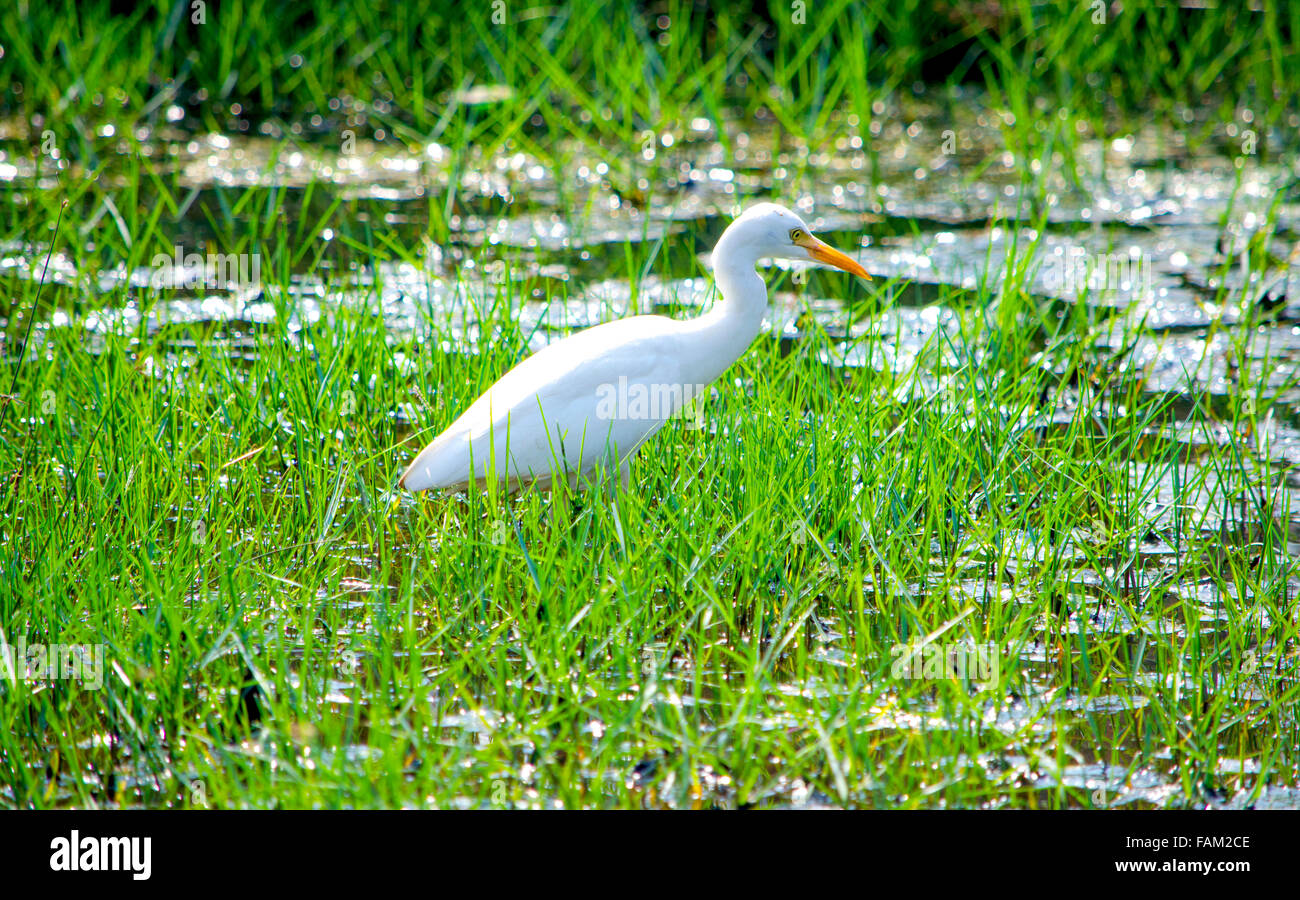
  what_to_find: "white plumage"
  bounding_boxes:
[399,202,870,492]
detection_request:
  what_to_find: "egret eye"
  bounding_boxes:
[789,228,806,242]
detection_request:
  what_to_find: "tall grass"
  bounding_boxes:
[3,1,1296,158]
[1,195,1297,806]
[0,0,1296,808]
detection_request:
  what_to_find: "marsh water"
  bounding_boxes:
[5,87,1299,807]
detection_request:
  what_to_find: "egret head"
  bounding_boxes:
[730,202,871,279]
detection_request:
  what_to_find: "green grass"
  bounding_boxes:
[1,202,1297,807]
[0,1,1298,808]
[3,1,1297,173]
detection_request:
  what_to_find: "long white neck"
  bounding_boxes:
[678,226,769,385]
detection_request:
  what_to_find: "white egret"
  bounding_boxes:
[399,202,871,493]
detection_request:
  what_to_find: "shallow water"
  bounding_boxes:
[4,86,1298,808]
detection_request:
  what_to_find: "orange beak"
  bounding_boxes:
[795,234,871,279]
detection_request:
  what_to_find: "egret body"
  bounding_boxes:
[399,202,870,492]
